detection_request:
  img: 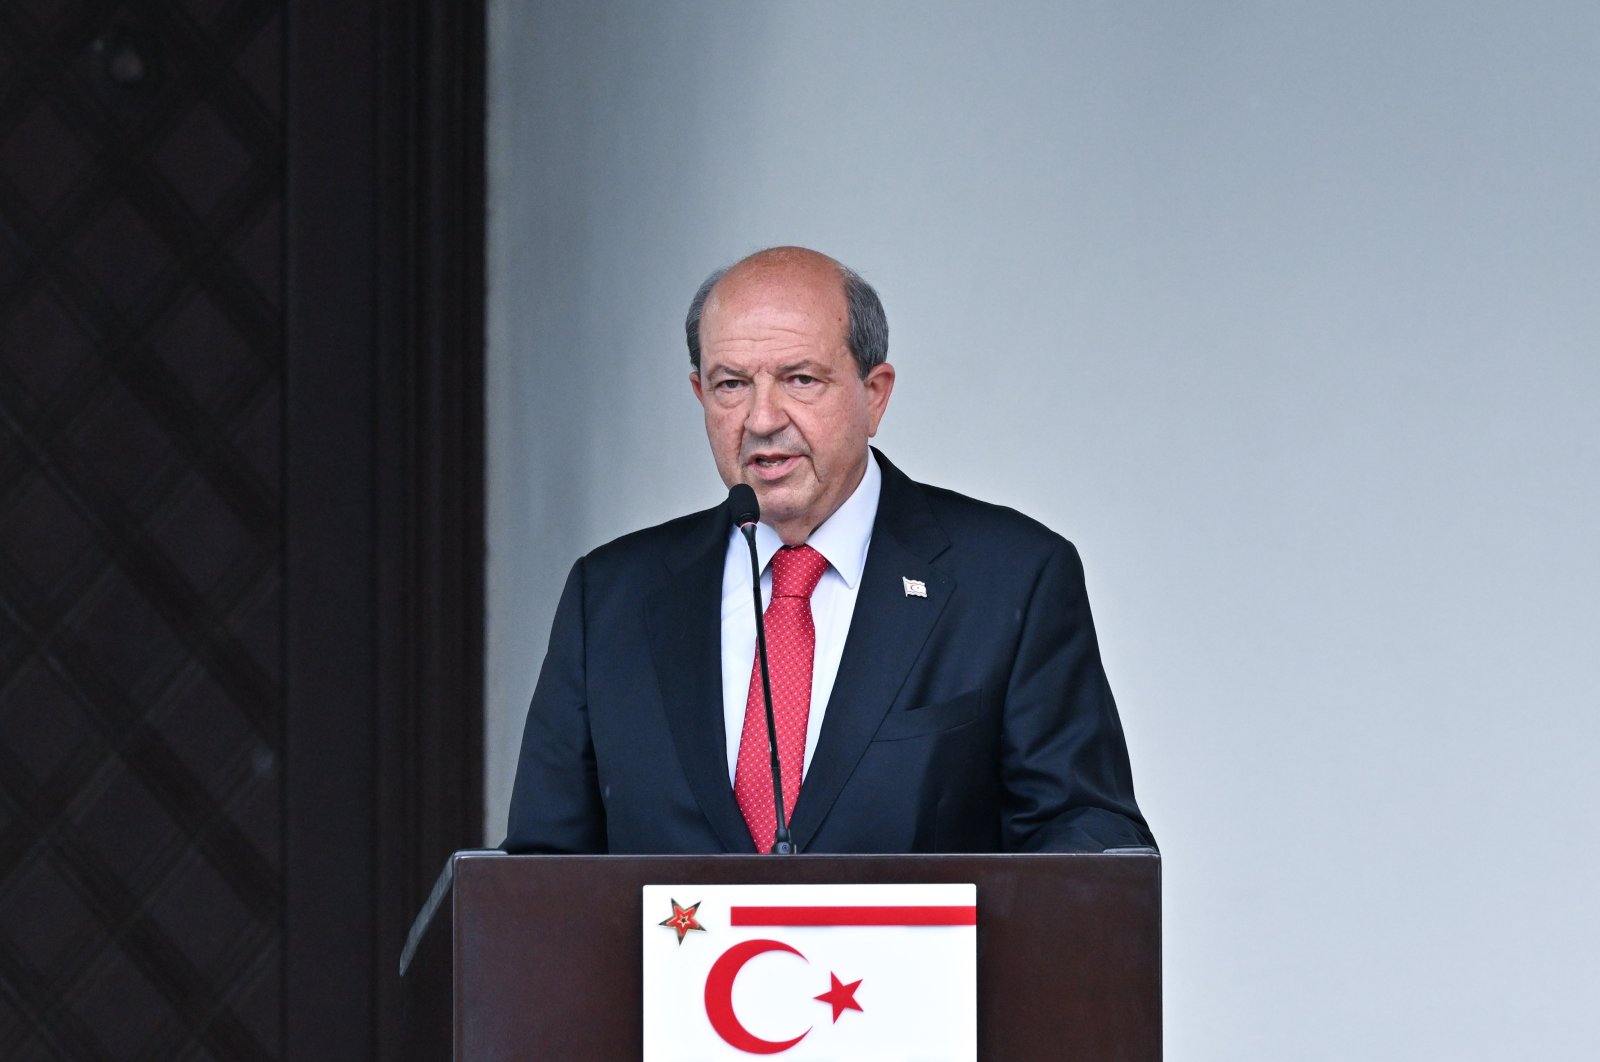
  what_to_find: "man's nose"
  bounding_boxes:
[744,375,789,436]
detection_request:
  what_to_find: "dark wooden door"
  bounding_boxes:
[0,1,483,1057]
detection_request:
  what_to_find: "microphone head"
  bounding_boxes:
[728,483,760,528]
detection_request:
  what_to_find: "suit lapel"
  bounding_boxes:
[790,452,953,848]
[645,506,753,853]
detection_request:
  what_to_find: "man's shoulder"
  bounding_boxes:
[580,503,723,574]
[917,480,1061,539]
[881,455,1074,561]
[885,467,1093,608]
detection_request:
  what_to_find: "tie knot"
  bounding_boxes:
[770,544,828,599]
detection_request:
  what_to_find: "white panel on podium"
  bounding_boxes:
[642,883,977,1061]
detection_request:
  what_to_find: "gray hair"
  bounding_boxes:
[684,257,889,379]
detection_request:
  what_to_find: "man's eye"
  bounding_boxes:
[789,374,817,386]
[715,379,746,391]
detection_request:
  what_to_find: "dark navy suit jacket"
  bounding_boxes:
[504,451,1154,854]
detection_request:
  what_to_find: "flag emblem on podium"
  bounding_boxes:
[642,883,977,1061]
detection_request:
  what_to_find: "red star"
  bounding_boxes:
[815,972,864,1022]
[658,899,705,944]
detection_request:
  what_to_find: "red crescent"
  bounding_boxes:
[703,938,811,1054]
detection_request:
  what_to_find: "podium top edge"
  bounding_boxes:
[455,849,1159,863]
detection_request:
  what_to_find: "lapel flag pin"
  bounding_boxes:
[902,577,927,598]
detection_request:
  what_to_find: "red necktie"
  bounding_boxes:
[733,544,829,853]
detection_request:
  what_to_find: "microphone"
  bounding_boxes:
[729,482,760,529]
[728,483,797,854]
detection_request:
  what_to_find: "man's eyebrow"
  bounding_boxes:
[707,359,829,379]
[774,359,829,376]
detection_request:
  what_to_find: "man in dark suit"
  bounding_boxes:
[505,247,1153,854]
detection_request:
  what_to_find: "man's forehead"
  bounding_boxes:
[703,274,845,347]
[699,308,849,376]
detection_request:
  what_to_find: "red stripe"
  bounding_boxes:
[729,905,977,926]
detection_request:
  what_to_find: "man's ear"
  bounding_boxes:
[863,362,895,436]
[690,371,704,404]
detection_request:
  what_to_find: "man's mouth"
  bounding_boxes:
[747,453,801,478]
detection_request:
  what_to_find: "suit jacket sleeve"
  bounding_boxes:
[503,558,607,853]
[1001,537,1155,852]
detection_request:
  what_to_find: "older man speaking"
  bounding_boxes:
[504,247,1153,855]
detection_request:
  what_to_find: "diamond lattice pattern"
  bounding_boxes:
[1,2,285,1058]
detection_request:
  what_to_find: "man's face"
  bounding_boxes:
[691,259,894,545]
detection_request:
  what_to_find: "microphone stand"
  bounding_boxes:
[741,521,797,855]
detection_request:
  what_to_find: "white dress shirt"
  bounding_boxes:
[718,452,881,784]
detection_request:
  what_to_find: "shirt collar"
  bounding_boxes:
[744,450,881,589]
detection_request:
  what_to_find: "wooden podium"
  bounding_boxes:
[447,850,1160,1059]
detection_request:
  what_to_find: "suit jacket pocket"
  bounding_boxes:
[872,689,983,742]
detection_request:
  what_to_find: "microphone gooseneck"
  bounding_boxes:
[727,484,797,855]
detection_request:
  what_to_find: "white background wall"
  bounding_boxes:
[484,3,1600,1057]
